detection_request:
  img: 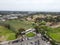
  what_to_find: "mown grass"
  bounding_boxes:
[48,27,60,42]
[26,32,35,37]
[1,19,60,42]
[49,33,60,42]
[0,19,34,41]
[6,33,16,40]
[4,19,33,30]
[0,26,16,41]
[42,26,60,42]
[39,25,60,42]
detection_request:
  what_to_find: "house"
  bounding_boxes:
[7,16,18,19]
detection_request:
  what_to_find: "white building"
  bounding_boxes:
[8,16,18,19]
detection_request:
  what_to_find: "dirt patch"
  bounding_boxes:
[0,36,6,42]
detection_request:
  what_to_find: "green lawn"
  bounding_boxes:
[0,19,34,41]
[0,26,16,41]
[1,19,60,42]
[49,33,60,42]
[48,27,60,42]
[39,25,60,42]
[26,32,35,37]
[42,26,60,42]
[4,19,33,30]
[6,33,16,40]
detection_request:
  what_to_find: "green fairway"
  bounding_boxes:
[4,19,33,30]
[0,26,16,41]
[26,32,35,37]
[39,25,60,42]
[48,27,60,42]
[1,19,60,42]
[0,19,34,41]
[49,33,60,42]
[6,33,16,40]
[42,26,60,42]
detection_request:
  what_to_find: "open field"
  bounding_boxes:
[0,19,34,41]
[0,17,60,43]
[45,26,60,42]
[4,19,33,30]
[49,33,60,42]
[0,26,16,41]
[39,25,60,42]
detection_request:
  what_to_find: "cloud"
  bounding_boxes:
[0,0,60,11]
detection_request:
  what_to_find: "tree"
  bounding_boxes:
[34,17,41,23]
[39,21,46,25]
[34,26,40,33]
[45,16,53,22]
[30,16,33,19]
[4,24,10,29]
[56,16,60,22]
[16,28,25,38]
[18,28,25,35]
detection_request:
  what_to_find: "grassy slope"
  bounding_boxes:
[47,27,60,42]
[0,26,16,41]
[2,19,60,42]
[49,33,60,42]
[4,19,33,30]
[40,25,60,42]
[0,19,34,41]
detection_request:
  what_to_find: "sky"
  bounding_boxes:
[0,0,60,12]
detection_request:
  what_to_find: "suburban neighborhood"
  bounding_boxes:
[0,12,60,45]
